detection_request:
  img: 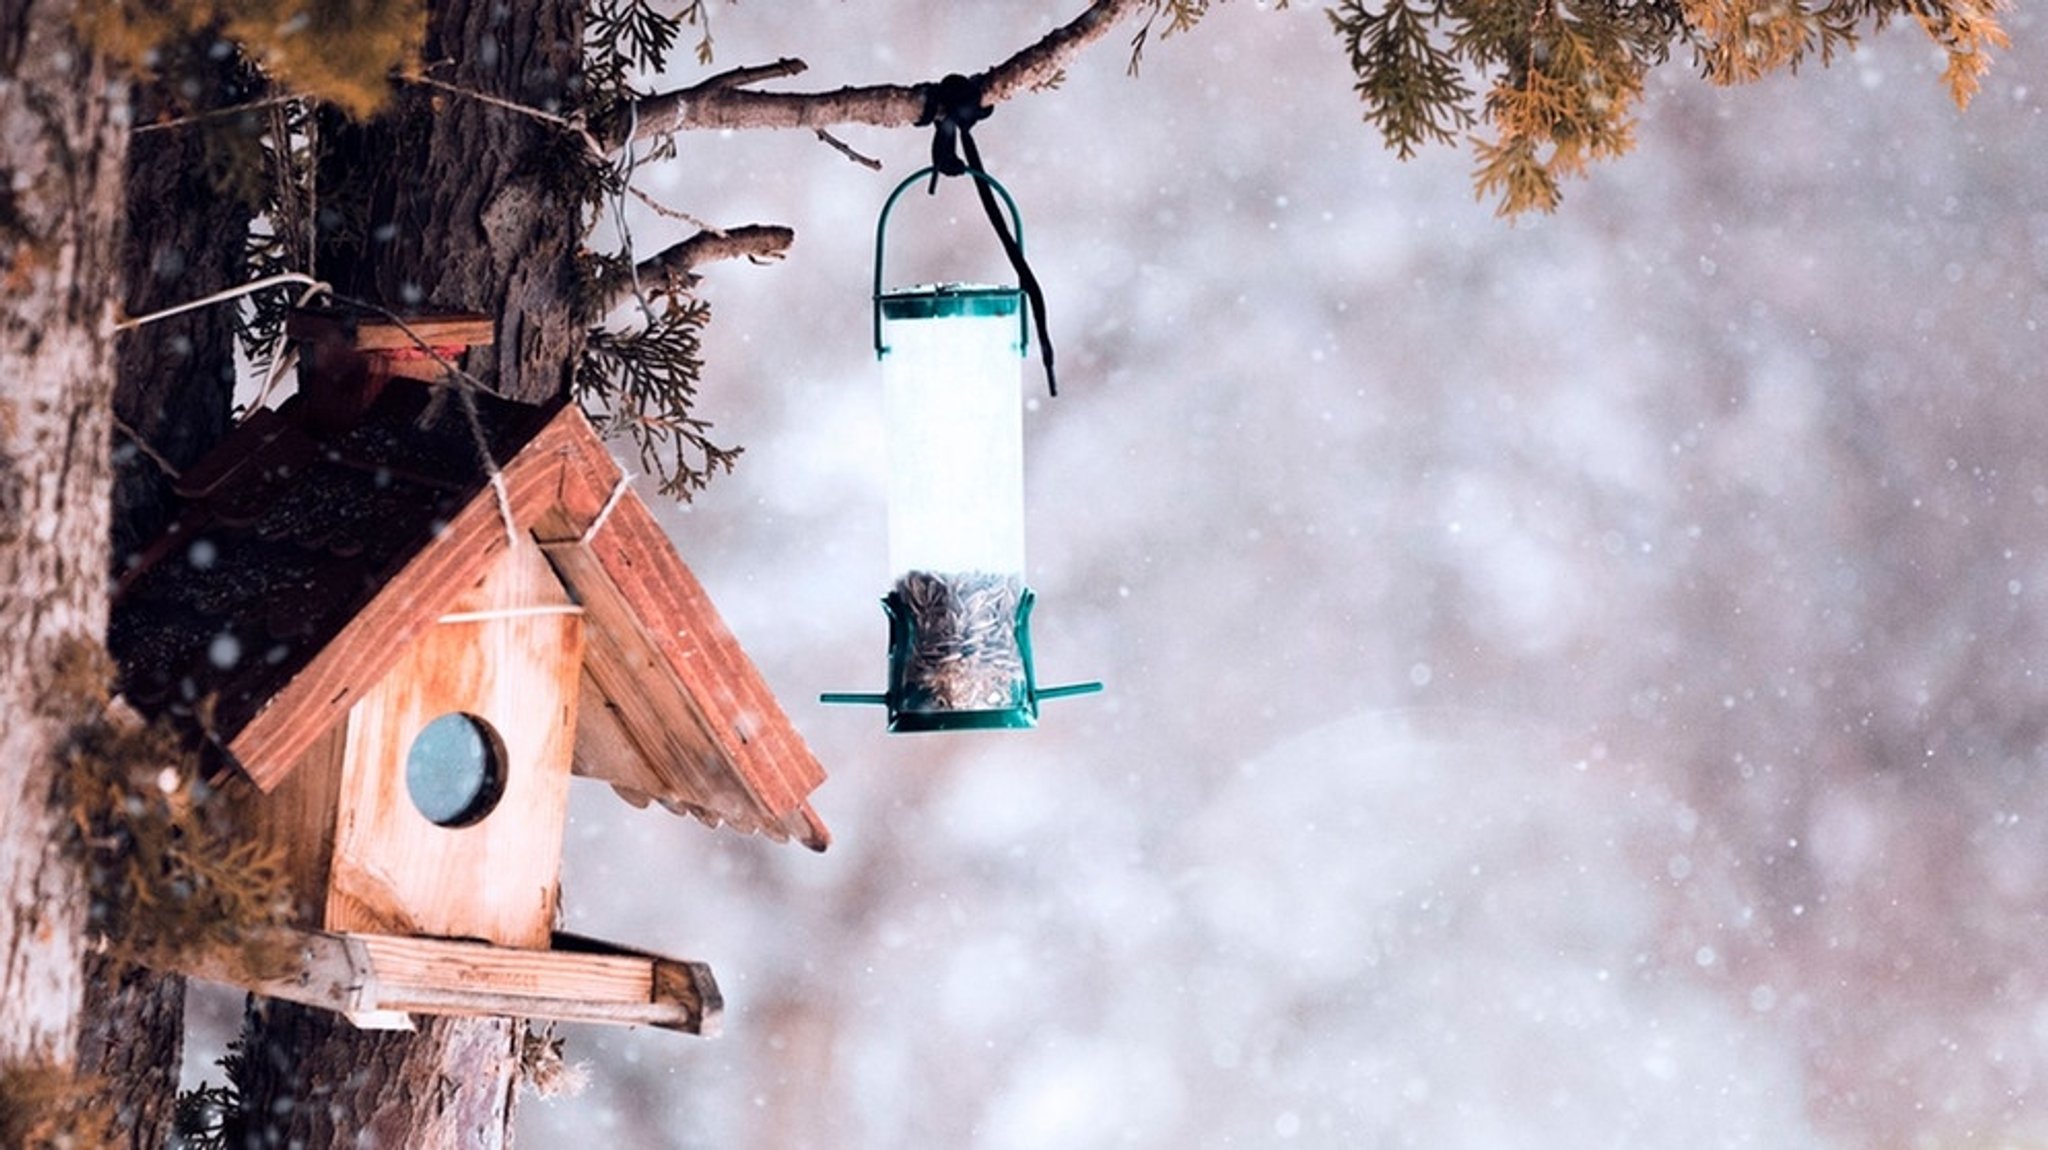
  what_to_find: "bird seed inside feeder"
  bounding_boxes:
[893,569,1026,713]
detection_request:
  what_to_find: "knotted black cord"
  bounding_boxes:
[917,73,1060,397]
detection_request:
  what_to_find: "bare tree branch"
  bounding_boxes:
[696,58,810,91]
[600,224,797,314]
[813,128,884,170]
[615,0,1153,148]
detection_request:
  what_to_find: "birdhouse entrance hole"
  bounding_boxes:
[405,713,506,827]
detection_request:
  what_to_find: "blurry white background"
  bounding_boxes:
[220,3,2048,1147]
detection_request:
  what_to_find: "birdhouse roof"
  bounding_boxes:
[110,376,829,850]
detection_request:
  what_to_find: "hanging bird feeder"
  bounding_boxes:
[823,165,1100,732]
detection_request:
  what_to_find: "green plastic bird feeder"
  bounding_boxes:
[822,167,1101,732]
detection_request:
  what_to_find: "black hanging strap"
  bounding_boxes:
[917,74,1060,397]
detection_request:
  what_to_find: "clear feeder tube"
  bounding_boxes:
[879,286,1028,718]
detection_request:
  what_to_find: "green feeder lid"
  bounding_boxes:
[878,283,1021,320]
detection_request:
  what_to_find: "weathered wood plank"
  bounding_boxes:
[355,934,652,1001]
[175,928,719,1034]
[220,721,348,927]
[540,408,828,848]
[285,311,497,352]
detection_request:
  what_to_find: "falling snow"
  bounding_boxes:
[182,3,2048,1149]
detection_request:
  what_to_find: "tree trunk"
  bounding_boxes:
[314,0,586,404]
[233,0,582,1136]
[74,953,185,1144]
[236,1002,521,1148]
[0,0,128,1081]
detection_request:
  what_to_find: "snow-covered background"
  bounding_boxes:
[207,4,2048,1146]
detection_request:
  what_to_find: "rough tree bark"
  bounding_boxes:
[75,954,186,1144]
[313,0,586,405]
[238,1002,521,1148]
[0,0,128,1085]
[109,47,261,566]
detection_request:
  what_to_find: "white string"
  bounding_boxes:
[112,272,331,333]
[437,604,586,624]
[111,272,332,474]
[410,75,607,160]
[578,474,635,545]
[488,472,519,550]
[247,280,337,412]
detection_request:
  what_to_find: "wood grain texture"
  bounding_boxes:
[284,311,496,352]
[182,927,719,1033]
[221,401,828,848]
[222,721,347,927]
[543,406,830,848]
[325,538,581,949]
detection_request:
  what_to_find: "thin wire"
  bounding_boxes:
[340,301,521,549]
[131,94,302,135]
[111,414,183,479]
[410,75,607,160]
[612,100,654,323]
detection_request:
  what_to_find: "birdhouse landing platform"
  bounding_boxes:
[189,928,722,1035]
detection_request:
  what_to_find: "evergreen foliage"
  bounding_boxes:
[576,286,742,498]
[575,0,736,498]
[41,639,294,974]
[1323,0,2009,214]
[169,1040,248,1150]
[585,0,685,124]
[0,1064,120,1150]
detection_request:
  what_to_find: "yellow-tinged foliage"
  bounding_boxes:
[1681,0,1829,84]
[1914,0,2011,108]
[0,1065,120,1150]
[1473,7,1645,215]
[78,0,424,118]
[42,638,295,975]
[1326,0,2011,215]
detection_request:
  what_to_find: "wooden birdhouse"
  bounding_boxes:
[107,311,828,1036]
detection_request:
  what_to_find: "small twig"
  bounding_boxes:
[813,128,884,170]
[111,415,182,480]
[699,58,810,90]
[628,186,721,232]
